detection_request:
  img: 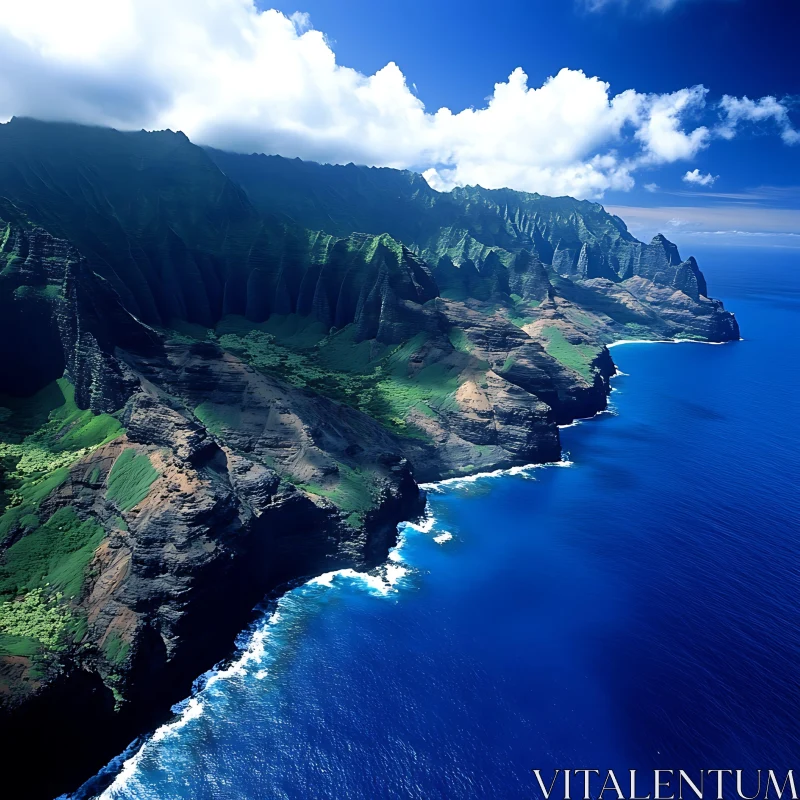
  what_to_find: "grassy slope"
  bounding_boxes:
[181,314,467,514]
[106,449,159,512]
[539,326,598,382]
[0,379,123,656]
[198,315,464,441]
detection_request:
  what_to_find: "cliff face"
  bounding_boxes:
[0,212,426,798]
[205,150,727,313]
[0,118,738,799]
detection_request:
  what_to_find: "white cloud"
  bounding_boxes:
[582,0,684,11]
[581,0,738,12]
[717,95,800,145]
[683,169,718,186]
[0,1,792,199]
[644,182,660,192]
[632,86,710,164]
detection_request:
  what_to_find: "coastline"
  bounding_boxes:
[80,452,587,798]
[66,333,741,800]
[74,389,615,797]
[76,521,423,798]
[607,337,736,348]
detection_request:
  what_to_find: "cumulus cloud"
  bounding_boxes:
[717,95,800,145]
[644,182,660,192]
[683,169,718,186]
[632,86,710,164]
[0,1,792,199]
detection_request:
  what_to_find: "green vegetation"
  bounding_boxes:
[0,632,41,658]
[0,378,123,548]
[106,449,159,512]
[0,588,72,648]
[316,325,388,374]
[375,370,456,427]
[566,309,599,330]
[0,379,122,482]
[296,463,378,513]
[102,631,130,665]
[621,322,654,339]
[447,327,473,354]
[507,308,538,328]
[164,318,214,344]
[15,467,70,509]
[211,319,463,439]
[194,402,245,436]
[0,506,40,543]
[218,313,329,350]
[0,506,104,599]
[345,512,364,528]
[540,326,598,382]
[506,295,540,328]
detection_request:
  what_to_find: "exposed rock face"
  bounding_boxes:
[0,206,160,410]
[0,296,425,798]
[0,119,739,799]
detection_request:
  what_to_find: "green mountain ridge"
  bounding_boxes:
[207,147,708,296]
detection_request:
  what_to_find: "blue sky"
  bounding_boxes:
[0,0,797,246]
[266,0,800,245]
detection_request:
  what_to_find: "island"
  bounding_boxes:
[0,117,738,799]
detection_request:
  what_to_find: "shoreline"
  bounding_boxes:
[80,395,620,796]
[76,452,582,798]
[68,332,740,799]
[78,528,421,798]
[607,337,739,348]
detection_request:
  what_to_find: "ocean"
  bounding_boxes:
[73,245,800,800]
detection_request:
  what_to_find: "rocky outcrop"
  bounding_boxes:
[0,336,425,799]
[0,207,161,410]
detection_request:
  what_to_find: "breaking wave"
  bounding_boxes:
[76,449,577,798]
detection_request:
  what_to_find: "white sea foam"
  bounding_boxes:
[98,600,294,798]
[100,696,206,796]
[385,563,409,586]
[673,338,727,345]
[402,511,437,533]
[420,461,560,490]
[98,542,413,797]
[309,568,395,596]
[608,337,731,348]
[607,338,671,348]
[433,531,453,544]
[559,405,617,430]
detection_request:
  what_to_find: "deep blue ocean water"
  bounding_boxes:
[79,246,800,800]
